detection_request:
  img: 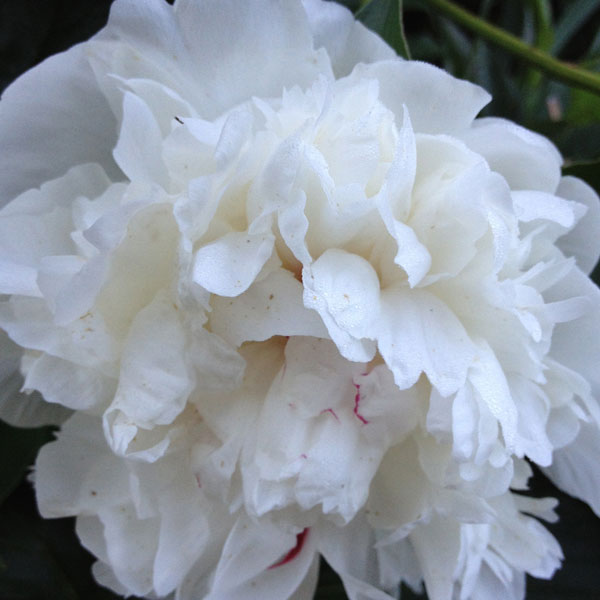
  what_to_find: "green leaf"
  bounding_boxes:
[0,421,54,506]
[356,0,412,58]
[567,88,600,125]
[552,0,600,56]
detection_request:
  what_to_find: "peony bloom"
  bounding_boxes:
[1,0,600,598]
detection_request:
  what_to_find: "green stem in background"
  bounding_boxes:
[398,1,412,60]
[419,0,600,97]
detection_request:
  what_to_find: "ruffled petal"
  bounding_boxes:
[243,338,392,523]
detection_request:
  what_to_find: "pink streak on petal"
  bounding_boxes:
[353,381,369,425]
[268,528,310,569]
[320,407,340,422]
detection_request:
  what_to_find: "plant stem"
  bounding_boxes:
[420,0,600,97]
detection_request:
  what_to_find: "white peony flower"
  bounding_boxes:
[1,0,600,598]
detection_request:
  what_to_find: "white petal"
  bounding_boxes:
[23,353,116,412]
[512,190,580,227]
[104,291,191,455]
[301,0,396,77]
[0,163,110,296]
[187,324,246,394]
[0,297,117,370]
[546,265,600,398]
[459,117,562,192]
[210,268,328,346]
[357,365,421,447]
[288,554,320,600]
[303,249,380,359]
[410,517,460,600]
[351,60,490,135]
[35,413,130,518]
[210,515,296,592]
[377,287,475,396]
[96,0,328,121]
[243,338,386,522]
[97,503,160,596]
[469,342,518,453]
[556,175,600,274]
[544,422,600,517]
[0,378,70,428]
[318,515,397,600]
[115,76,197,136]
[367,438,431,530]
[0,44,119,204]
[90,561,130,597]
[379,219,431,287]
[174,0,329,117]
[153,465,212,595]
[113,92,169,186]
[0,332,71,427]
[206,523,317,600]
[93,202,179,338]
[193,231,275,297]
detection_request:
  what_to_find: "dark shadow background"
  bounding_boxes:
[1,1,599,598]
